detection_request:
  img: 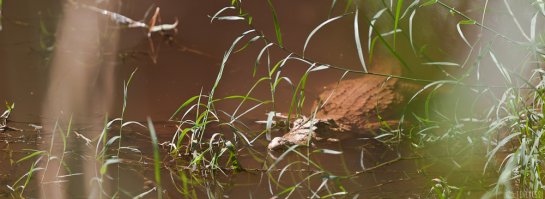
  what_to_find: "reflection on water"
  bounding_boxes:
[0,122,498,198]
[39,1,119,197]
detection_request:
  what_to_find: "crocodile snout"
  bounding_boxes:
[267,137,287,150]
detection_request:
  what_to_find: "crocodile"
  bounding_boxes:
[268,62,422,150]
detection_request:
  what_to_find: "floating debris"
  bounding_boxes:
[78,4,178,33]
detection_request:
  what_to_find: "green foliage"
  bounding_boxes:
[147,118,163,199]
[266,0,283,47]
[430,177,463,199]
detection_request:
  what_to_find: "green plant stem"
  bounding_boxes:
[235,1,535,91]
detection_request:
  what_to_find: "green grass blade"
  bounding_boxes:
[366,15,411,72]
[344,0,353,12]
[17,150,46,164]
[265,111,275,141]
[214,16,245,21]
[147,117,163,199]
[400,0,420,19]
[328,0,337,18]
[133,188,156,199]
[484,132,521,173]
[393,0,403,49]
[170,95,200,120]
[223,95,264,103]
[423,62,460,67]
[456,20,476,47]
[210,6,236,23]
[231,76,269,118]
[100,158,121,175]
[368,8,387,52]
[235,35,262,53]
[255,43,274,76]
[266,0,283,47]
[530,12,537,41]
[322,192,348,198]
[354,8,367,72]
[503,0,530,41]
[409,10,417,54]
[420,0,437,7]
[489,51,512,84]
[304,14,345,57]
[210,30,253,101]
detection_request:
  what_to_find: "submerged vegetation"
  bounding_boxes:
[2,0,545,198]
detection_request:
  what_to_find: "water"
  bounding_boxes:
[0,121,497,198]
[0,0,507,198]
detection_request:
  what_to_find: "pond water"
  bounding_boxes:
[0,121,498,198]
[0,0,507,198]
